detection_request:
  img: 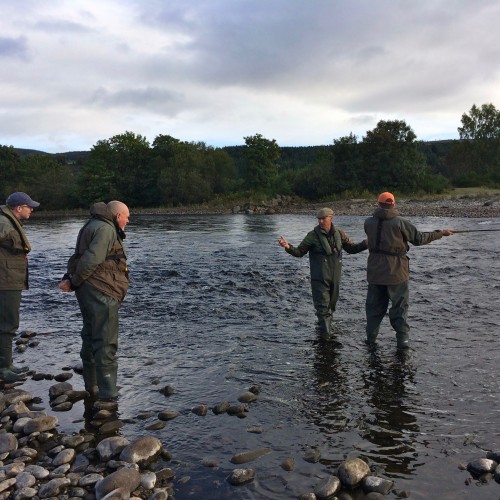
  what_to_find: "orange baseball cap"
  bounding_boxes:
[377,192,395,205]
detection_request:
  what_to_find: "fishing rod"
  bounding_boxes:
[453,229,500,233]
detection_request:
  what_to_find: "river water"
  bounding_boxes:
[15,213,500,499]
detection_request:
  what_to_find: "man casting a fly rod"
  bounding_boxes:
[364,192,454,350]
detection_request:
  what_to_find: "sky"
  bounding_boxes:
[1,0,499,154]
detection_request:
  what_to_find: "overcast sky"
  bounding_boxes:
[1,0,499,153]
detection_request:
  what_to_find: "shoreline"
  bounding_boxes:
[32,194,500,219]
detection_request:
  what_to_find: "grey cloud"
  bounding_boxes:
[0,36,29,59]
[87,86,185,116]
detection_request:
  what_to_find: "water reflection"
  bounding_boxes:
[360,348,418,477]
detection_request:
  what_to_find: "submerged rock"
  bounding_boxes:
[362,475,394,494]
[303,448,321,463]
[227,468,255,485]
[230,447,272,464]
[467,458,498,476]
[281,457,295,471]
[191,404,208,416]
[212,401,230,415]
[237,391,257,403]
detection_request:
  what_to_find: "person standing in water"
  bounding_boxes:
[279,208,367,339]
[364,192,454,349]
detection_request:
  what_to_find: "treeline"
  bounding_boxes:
[1,103,499,210]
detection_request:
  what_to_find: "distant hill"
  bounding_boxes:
[14,148,90,165]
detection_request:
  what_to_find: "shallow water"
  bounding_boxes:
[16,213,500,499]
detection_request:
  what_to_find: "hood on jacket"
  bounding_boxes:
[373,206,400,220]
[90,202,113,221]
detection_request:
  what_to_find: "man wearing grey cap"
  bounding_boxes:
[279,208,367,338]
[0,192,40,382]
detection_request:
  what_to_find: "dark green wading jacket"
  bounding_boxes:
[286,225,367,283]
[67,203,129,303]
[0,205,31,290]
[364,207,444,285]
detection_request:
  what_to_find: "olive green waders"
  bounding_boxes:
[0,290,29,382]
[365,282,410,349]
[311,276,340,338]
[76,283,119,400]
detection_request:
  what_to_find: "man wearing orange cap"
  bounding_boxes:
[364,192,454,349]
[279,207,367,339]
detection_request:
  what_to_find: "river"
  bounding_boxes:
[15,213,500,499]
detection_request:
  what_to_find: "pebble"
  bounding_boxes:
[227,468,255,485]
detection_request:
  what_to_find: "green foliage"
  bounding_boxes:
[361,120,428,192]
[447,103,500,186]
[21,155,77,209]
[0,146,22,200]
[243,133,281,189]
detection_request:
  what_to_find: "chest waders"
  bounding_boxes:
[0,209,31,382]
[310,227,342,338]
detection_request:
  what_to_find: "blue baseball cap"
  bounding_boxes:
[6,192,40,208]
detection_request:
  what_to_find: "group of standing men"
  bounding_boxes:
[279,191,454,348]
[0,192,130,404]
[1,189,453,403]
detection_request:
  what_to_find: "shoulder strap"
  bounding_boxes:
[370,218,406,257]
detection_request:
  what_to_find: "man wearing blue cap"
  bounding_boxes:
[0,192,40,382]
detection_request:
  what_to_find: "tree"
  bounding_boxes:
[243,133,281,189]
[0,146,22,199]
[458,103,500,141]
[448,103,500,185]
[361,120,427,192]
[331,133,363,193]
[79,132,152,206]
[21,155,77,209]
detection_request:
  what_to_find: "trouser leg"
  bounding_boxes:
[0,291,26,382]
[365,284,389,343]
[311,279,332,337]
[387,282,410,349]
[76,284,119,399]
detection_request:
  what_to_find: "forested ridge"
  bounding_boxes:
[2,103,500,210]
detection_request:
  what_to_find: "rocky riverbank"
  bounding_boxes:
[228,192,500,218]
[0,370,404,499]
[31,192,500,220]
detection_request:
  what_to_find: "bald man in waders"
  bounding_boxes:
[279,208,367,339]
[364,192,454,349]
[59,201,130,405]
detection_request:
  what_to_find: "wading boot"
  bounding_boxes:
[8,364,30,374]
[82,361,99,398]
[317,316,331,340]
[96,365,118,401]
[396,332,410,350]
[0,339,27,383]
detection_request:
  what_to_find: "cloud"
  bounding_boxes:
[0,36,29,59]
[0,0,499,152]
